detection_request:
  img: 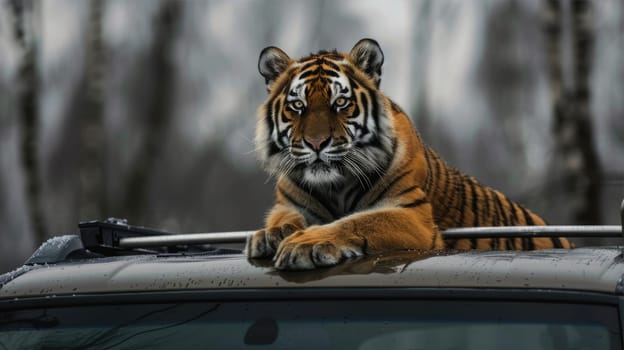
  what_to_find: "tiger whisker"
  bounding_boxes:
[344,153,373,189]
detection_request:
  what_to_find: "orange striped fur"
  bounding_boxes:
[247,39,572,270]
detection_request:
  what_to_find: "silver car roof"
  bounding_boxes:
[2,247,624,299]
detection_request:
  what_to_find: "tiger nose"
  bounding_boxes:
[304,135,330,151]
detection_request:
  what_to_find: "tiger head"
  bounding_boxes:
[255,39,395,187]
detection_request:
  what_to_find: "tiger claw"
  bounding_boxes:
[246,224,297,259]
[273,231,363,270]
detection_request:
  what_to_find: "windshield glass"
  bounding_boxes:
[0,299,619,350]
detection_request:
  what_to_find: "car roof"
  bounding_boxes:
[2,246,624,299]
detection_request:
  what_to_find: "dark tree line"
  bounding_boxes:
[1,0,613,258]
[6,0,186,242]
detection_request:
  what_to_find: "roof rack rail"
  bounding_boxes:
[442,225,622,239]
[113,225,622,249]
[76,199,623,251]
[118,231,252,248]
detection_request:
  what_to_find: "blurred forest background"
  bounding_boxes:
[0,0,622,271]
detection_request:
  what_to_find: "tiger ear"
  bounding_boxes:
[349,38,384,87]
[258,46,293,90]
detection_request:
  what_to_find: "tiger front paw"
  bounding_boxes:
[246,224,298,259]
[273,228,364,270]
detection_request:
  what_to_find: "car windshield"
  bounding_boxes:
[0,299,619,350]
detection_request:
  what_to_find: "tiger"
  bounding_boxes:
[246,38,572,270]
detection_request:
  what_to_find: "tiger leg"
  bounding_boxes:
[273,203,443,270]
[246,204,306,258]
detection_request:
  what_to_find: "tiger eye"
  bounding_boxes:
[334,97,348,107]
[292,101,304,109]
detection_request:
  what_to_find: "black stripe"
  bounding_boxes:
[430,230,438,249]
[280,112,290,124]
[283,76,295,93]
[290,150,307,157]
[456,179,467,227]
[423,148,433,193]
[488,193,500,249]
[299,68,319,80]
[347,121,364,130]
[359,92,370,136]
[267,141,280,157]
[345,185,364,211]
[348,103,361,119]
[320,68,339,78]
[505,238,514,250]
[314,197,340,221]
[436,163,453,221]
[278,125,291,140]
[278,187,305,209]
[349,172,384,213]
[271,99,287,148]
[300,60,317,72]
[265,97,274,139]
[348,78,360,89]
[470,238,478,250]
[468,181,480,249]
[520,206,535,226]
[275,101,288,128]
[278,187,327,222]
[482,186,491,226]
[396,185,419,197]
[550,237,564,248]
[505,197,519,225]
[486,189,500,226]
[363,135,383,148]
[273,98,281,115]
[444,238,457,249]
[522,237,530,250]
[368,88,380,130]
[399,197,427,208]
[469,180,480,227]
[493,193,510,226]
[390,100,405,114]
[343,124,355,138]
[321,58,340,70]
[325,148,346,155]
[371,170,413,206]
[440,162,451,194]
[489,238,496,249]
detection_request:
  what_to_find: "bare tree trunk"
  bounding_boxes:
[568,0,600,224]
[80,0,107,221]
[123,0,182,223]
[544,0,600,225]
[10,0,45,243]
[411,0,433,135]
